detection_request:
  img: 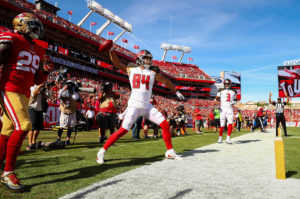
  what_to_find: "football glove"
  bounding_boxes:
[43,56,54,72]
[176,91,185,101]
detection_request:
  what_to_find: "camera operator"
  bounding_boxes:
[57,80,80,145]
[96,82,120,143]
[175,105,187,135]
[85,107,95,131]
[27,82,54,150]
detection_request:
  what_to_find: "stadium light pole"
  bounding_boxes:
[77,10,93,27]
[161,50,168,62]
[96,20,111,36]
[113,29,126,43]
[178,52,184,63]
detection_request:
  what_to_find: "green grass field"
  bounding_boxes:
[283,127,300,179]
[0,127,298,199]
[0,128,247,199]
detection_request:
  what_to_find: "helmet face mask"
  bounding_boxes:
[136,50,153,69]
[12,13,44,39]
[224,79,232,89]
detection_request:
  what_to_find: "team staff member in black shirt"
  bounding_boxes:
[269,92,289,136]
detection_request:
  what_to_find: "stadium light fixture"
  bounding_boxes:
[160,43,191,63]
[78,0,133,40]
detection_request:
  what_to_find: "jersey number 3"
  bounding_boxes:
[133,74,150,90]
[226,93,231,102]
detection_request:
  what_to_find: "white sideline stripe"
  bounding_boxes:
[25,154,68,162]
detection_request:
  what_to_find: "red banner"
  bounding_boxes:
[278,66,300,98]
[58,47,69,55]
[96,60,113,70]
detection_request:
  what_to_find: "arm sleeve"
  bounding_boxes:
[72,92,80,101]
[0,32,14,44]
[30,85,37,97]
[150,66,160,74]
[95,100,100,112]
[58,89,68,99]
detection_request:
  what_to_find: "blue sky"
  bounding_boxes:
[31,0,300,102]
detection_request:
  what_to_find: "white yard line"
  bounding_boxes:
[25,154,68,162]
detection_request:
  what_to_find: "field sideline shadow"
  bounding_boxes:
[181,149,219,157]
[22,155,163,188]
[68,179,124,199]
[234,139,262,144]
[168,188,193,199]
[286,171,297,178]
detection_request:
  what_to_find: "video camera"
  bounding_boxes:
[44,81,55,87]
[65,80,96,93]
[56,67,69,83]
[102,82,113,92]
[56,67,96,93]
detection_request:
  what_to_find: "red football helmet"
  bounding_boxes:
[136,50,153,69]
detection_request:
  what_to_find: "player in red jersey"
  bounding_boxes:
[0,13,53,191]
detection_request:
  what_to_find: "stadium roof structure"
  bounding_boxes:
[34,0,60,15]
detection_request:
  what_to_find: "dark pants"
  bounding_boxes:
[28,107,44,130]
[252,116,264,132]
[96,112,117,136]
[132,116,143,138]
[236,120,241,132]
[86,118,93,131]
[276,113,287,136]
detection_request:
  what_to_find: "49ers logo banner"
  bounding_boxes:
[278,66,300,98]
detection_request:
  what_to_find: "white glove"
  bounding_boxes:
[176,91,185,101]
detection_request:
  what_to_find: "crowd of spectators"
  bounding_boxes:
[46,69,219,118]
[152,61,211,80]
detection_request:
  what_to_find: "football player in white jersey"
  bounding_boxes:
[215,79,237,144]
[96,49,185,164]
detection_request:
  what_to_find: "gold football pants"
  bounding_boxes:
[0,92,31,136]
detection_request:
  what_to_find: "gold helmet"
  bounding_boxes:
[12,12,43,39]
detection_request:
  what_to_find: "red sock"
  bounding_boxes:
[5,130,28,171]
[227,124,232,136]
[159,120,173,150]
[219,127,224,136]
[0,135,9,167]
[103,127,128,150]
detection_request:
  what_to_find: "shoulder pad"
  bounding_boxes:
[0,31,14,44]
[149,65,160,74]
[218,88,225,92]
[127,62,137,69]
